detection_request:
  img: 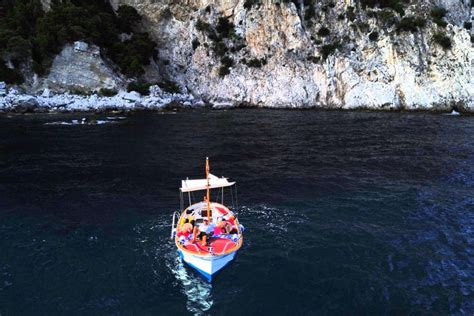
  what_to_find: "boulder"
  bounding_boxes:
[0,82,7,97]
[15,97,39,113]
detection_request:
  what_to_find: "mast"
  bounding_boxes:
[206,157,211,221]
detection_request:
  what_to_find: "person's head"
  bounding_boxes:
[203,218,209,224]
[183,223,193,232]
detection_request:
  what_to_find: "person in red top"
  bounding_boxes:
[177,223,193,238]
[213,225,224,235]
[225,215,238,234]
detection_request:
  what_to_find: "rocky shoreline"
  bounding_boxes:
[0,81,472,115]
[0,84,204,114]
[0,92,472,115]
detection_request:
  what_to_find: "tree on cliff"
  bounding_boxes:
[0,0,156,83]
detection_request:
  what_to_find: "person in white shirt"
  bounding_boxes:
[195,218,214,246]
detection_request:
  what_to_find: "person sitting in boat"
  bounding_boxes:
[195,218,215,246]
[213,217,227,235]
[224,215,238,234]
[177,223,193,244]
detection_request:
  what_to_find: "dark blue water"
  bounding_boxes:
[0,110,473,315]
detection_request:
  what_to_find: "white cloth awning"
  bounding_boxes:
[180,173,235,192]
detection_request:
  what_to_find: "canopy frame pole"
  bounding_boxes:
[230,185,235,210]
[235,184,239,211]
[206,158,211,221]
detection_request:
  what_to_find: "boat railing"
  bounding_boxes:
[170,210,181,239]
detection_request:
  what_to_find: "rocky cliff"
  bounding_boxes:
[3,0,473,112]
[104,0,473,111]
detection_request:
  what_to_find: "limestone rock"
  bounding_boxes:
[108,0,473,112]
[0,82,7,97]
[15,97,39,113]
[43,41,123,94]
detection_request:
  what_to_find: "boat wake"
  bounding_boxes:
[164,252,213,315]
[134,217,214,315]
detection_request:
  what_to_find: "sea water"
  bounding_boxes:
[0,109,473,314]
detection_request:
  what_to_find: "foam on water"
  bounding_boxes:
[44,117,126,126]
[164,252,214,315]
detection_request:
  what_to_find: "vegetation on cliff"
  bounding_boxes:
[0,0,156,84]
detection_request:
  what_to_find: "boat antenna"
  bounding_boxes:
[206,157,211,221]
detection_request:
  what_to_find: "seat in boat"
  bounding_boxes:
[183,237,237,255]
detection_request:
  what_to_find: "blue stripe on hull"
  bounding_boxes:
[177,250,235,282]
[185,260,213,281]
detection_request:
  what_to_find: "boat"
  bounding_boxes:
[170,158,243,281]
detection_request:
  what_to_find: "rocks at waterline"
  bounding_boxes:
[0,82,7,97]
[0,84,204,113]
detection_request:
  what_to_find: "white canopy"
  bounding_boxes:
[180,173,235,192]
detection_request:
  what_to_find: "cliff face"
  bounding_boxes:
[40,42,123,93]
[105,0,472,111]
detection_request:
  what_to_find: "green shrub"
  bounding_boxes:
[464,22,472,30]
[346,6,356,21]
[243,0,256,10]
[377,9,397,27]
[317,27,330,37]
[0,1,156,79]
[396,16,426,32]
[430,7,448,27]
[306,55,320,63]
[127,81,151,95]
[216,17,235,38]
[433,32,451,49]
[357,22,370,32]
[221,56,233,68]
[196,19,211,33]
[192,38,200,50]
[213,41,227,56]
[368,31,379,41]
[158,79,181,94]
[218,65,230,77]
[70,89,90,96]
[305,4,316,21]
[99,88,118,97]
[430,7,447,20]
[160,8,173,20]
[320,42,341,60]
[245,57,266,67]
[117,5,141,32]
[110,33,156,77]
[367,10,377,18]
[0,62,24,84]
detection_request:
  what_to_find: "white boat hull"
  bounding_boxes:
[178,250,237,281]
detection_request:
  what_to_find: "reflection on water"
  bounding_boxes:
[165,251,213,314]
